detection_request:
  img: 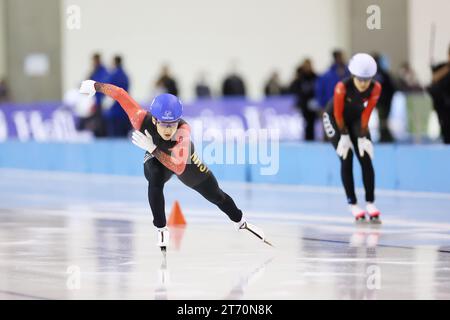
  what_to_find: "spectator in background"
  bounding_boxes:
[222,73,246,96]
[0,79,9,102]
[155,65,178,96]
[222,61,246,97]
[315,49,350,109]
[264,71,284,96]
[104,55,131,137]
[195,72,211,98]
[289,59,318,141]
[373,53,396,142]
[428,45,450,144]
[79,53,109,137]
[398,62,422,92]
[89,53,109,107]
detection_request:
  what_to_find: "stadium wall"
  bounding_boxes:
[0,0,6,79]
[408,0,450,86]
[1,141,449,193]
[61,0,351,101]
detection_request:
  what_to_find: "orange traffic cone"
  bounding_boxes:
[167,201,187,226]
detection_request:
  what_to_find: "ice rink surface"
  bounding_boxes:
[0,169,450,300]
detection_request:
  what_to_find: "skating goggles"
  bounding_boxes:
[156,120,179,129]
[354,76,372,82]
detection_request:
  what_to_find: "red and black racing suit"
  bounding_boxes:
[322,77,382,204]
[95,83,243,227]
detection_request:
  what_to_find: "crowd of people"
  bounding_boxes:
[75,49,440,142]
[1,46,449,143]
[76,54,131,137]
[264,47,450,145]
[261,50,426,142]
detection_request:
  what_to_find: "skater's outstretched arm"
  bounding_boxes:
[86,81,147,130]
[360,82,381,136]
[81,80,191,175]
[333,82,348,134]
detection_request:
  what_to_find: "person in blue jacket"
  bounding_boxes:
[78,53,109,136]
[104,55,131,137]
[89,53,109,107]
[315,50,350,109]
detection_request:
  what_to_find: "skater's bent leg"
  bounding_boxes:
[340,150,357,204]
[144,158,173,228]
[192,174,243,223]
[148,185,166,228]
[355,151,375,203]
[350,125,375,203]
[324,112,357,204]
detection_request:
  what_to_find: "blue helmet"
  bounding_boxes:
[150,93,183,122]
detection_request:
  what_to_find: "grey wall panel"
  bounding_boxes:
[350,0,408,73]
[5,0,61,102]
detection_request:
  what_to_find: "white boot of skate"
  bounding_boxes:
[157,227,170,254]
[349,204,366,223]
[366,203,382,224]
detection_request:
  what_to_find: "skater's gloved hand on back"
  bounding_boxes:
[79,80,96,97]
[357,137,374,159]
[132,130,157,153]
[336,134,353,160]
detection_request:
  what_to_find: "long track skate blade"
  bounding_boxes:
[369,218,382,225]
[263,239,274,247]
[243,225,273,247]
[354,217,367,225]
[160,257,167,269]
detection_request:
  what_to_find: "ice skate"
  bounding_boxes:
[236,219,273,247]
[157,227,170,256]
[366,203,382,224]
[349,204,367,224]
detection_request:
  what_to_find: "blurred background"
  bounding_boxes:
[0,0,449,191]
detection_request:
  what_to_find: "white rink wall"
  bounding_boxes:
[61,0,351,101]
[408,0,450,85]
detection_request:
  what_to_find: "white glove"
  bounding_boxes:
[336,134,353,160]
[79,80,96,97]
[358,137,374,159]
[132,130,157,153]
